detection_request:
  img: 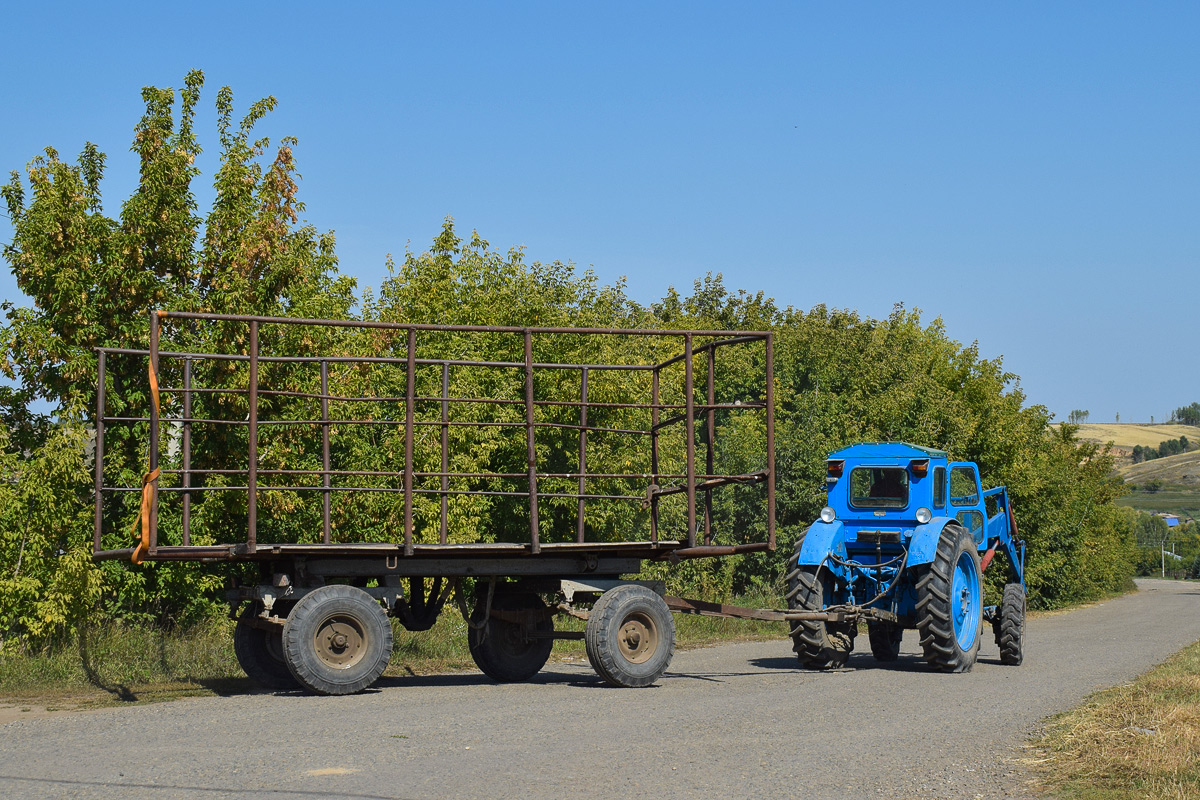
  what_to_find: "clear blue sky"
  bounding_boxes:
[2,2,1196,423]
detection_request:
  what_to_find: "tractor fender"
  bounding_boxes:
[796,520,848,567]
[907,517,959,567]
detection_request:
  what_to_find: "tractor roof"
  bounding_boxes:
[828,442,949,460]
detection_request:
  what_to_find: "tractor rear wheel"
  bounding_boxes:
[915,523,982,673]
[786,531,855,669]
[468,592,554,682]
[867,622,903,662]
[994,583,1026,666]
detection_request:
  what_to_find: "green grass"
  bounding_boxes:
[0,591,787,708]
[1117,488,1200,518]
[1031,634,1200,800]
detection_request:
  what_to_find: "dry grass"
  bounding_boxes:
[1119,451,1200,487]
[1067,424,1200,450]
[1030,636,1200,800]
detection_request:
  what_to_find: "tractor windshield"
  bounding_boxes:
[849,467,909,509]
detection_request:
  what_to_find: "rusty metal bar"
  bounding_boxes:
[684,334,696,548]
[149,311,160,554]
[650,368,660,545]
[247,320,258,554]
[576,367,588,543]
[525,330,540,554]
[182,357,192,546]
[704,346,715,546]
[93,351,106,552]
[440,363,449,545]
[403,328,416,557]
[765,332,776,550]
[156,310,769,339]
[99,348,659,371]
[321,360,331,545]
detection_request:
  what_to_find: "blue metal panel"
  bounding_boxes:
[797,520,847,566]
[907,517,957,566]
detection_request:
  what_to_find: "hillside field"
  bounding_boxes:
[1067,423,1200,450]
[1119,450,1200,487]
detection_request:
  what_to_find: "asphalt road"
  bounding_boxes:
[2,578,1199,800]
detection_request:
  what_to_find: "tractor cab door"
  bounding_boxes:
[948,462,986,545]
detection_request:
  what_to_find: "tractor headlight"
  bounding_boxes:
[820,506,836,523]
[915,507,932,524]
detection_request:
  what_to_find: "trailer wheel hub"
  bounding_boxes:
[315,615,367,669]
[617,612,659,664]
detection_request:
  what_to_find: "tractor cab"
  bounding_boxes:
[822,442,993,549]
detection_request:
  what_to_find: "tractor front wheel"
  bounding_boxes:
[867,622,903,662]
[994,583,1026,666]
[915,523,982,673]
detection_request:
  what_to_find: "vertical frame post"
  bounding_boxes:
[247,319,258,554]
[93,351,106,553]
[524,330,540,554]
[148,312,161,554]
[650,368,660,545]
[684,334,696,548]
[440,363,450,545]
[321,360,331,545]
[576,367,589,543]
[704,345,715,546]
[765,332,776,550]
[181,357,192,546]
[403,328,416,556]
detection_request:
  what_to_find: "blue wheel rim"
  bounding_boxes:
[951,550,980,650]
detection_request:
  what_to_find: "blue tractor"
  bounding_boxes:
[786,442,1026,673]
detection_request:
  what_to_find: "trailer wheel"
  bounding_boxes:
[234,604,299,690]
[585,585,675,688]
[468,593,554,682]
[867,622,903,662]
[994,583,1025,666]
[785,532,855,669]
[281,585,393,695]
[915,523,982,673]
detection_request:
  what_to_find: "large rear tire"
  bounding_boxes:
[282,585,393,695]
[994,582,1026,666]
[468,592,554,683]
[233,604,299,690]
[785,530,855,669]
[585,585,675,688]
[915,523,982,673]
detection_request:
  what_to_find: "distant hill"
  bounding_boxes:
[1119,450,1200,488]
[1065,423,1200,454]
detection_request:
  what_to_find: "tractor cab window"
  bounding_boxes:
[950,466,979,507]
[849,467,909,509]
[933,466,946,508]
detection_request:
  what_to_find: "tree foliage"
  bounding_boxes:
[0,73,1140,649]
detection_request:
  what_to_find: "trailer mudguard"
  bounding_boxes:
[906,517,959,567]
[796,521,848,566]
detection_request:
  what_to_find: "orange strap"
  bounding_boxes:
[131,468,161,564]
[148,361,161,416]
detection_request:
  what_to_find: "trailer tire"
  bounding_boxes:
[234,604,299,690]
[867,622,903,662]
[994,583,1025,666]
[786,531,855,669]
[468,592,554,682]
[915,523,982,673]
[282,585,393,695]
[585,585,675,688]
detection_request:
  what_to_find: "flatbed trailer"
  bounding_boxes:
[94,311,777,693]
